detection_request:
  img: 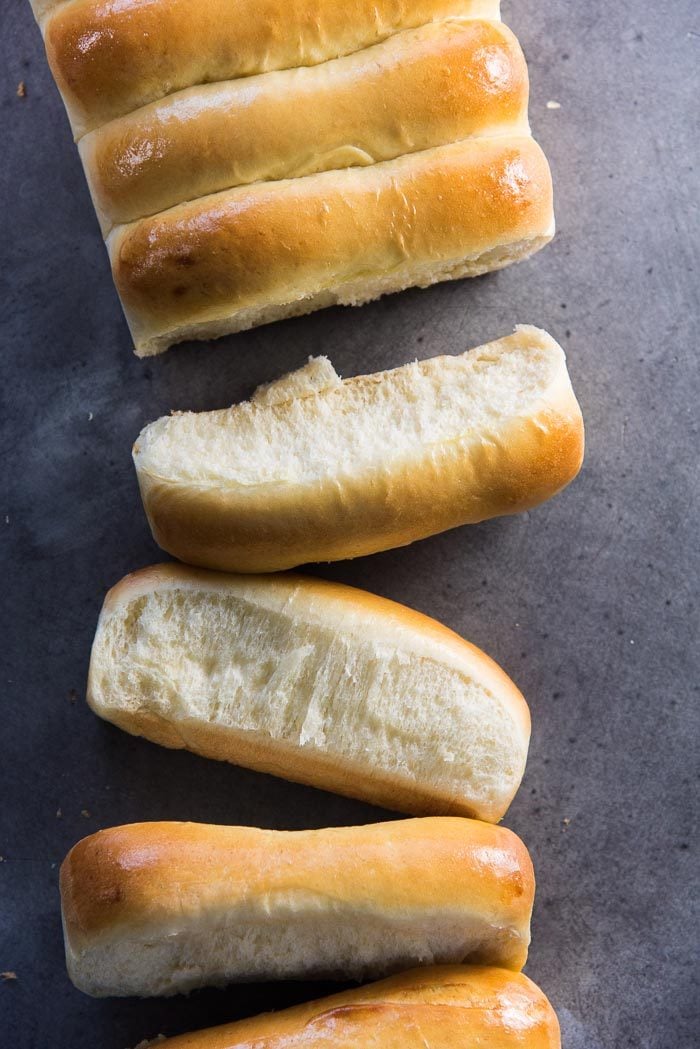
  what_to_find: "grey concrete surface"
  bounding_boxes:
[1,1,698,1046]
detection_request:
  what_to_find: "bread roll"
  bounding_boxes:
[124,966,561,1046]
[80,19,529,231]
[87,564,530,821]
[60,819,534,996]
[134,327,584,573]
[109,136,553,355]
[33,0,500,138]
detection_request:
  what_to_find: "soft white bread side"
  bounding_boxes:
[134,327,584,573]
[125,966,561,1047]
[108,136,554,355]
[87,565,531,822]
[250,356,341,407]
[34,0,500,138]
[80,19,528,231]
[60,819,534,997]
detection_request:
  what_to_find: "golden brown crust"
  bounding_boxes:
[140,408,582,573]
[80,20,528,230]
[110,136,553,354]
[144,966,561,1047]
[61,819,533,965]
[41,0,501,137]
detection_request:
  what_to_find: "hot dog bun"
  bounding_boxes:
[134,327,583,572]
[60,819,534,996]
[109,137,553,355]
[87,564,530,822]
[127,966,561,1046]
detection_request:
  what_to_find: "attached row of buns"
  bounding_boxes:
[31,0,554,353]
[81,19,529,232]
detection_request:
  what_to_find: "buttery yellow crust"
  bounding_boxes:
[61,819,533,961]
[88,564,531,821]
[38,0,501,137]
[80,19,528,231]
[134,329,583,573]
[109,136,553,355]
[142,966,561,1047]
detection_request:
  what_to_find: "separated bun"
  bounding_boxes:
[128,966,561,1046]
[61,819,534,996]
[88,564,530,821]
[134,327,583,571]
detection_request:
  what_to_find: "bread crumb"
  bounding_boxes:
[546,100,561,109]
[562,817,571,828]
[131,1037,166,1049]
[1,972,17,981]
[81,809,91,819]
[17,82,26,98]
[56,808,62,818]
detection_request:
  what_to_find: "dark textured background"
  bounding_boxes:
[1,1,698,1046]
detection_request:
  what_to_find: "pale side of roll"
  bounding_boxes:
[133,327,584,573]
[60,819,534,996]
[250,355,342,406]
[87,565,531,822]
[80,19,529,232]
[33,0,501,138]
[109,136,553,356]
[124,967,561,1046]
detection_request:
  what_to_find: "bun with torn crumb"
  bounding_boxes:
[87,564,531,821]
[134,327,584,572]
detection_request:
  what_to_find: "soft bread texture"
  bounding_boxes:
[87,565,531,821]
[60,819,534,996]
[250,357,341,407]
[128,966,561,1046]
[80,19,529,232]
[109,136,554,355]
[34,0,501,138]
[134,327,584,573]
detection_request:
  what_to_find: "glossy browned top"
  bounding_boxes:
[43,0,501,135]
[82,19,527,228]
[61,818,533,946]
[153,966,561,1047]
[111,136,553,330]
